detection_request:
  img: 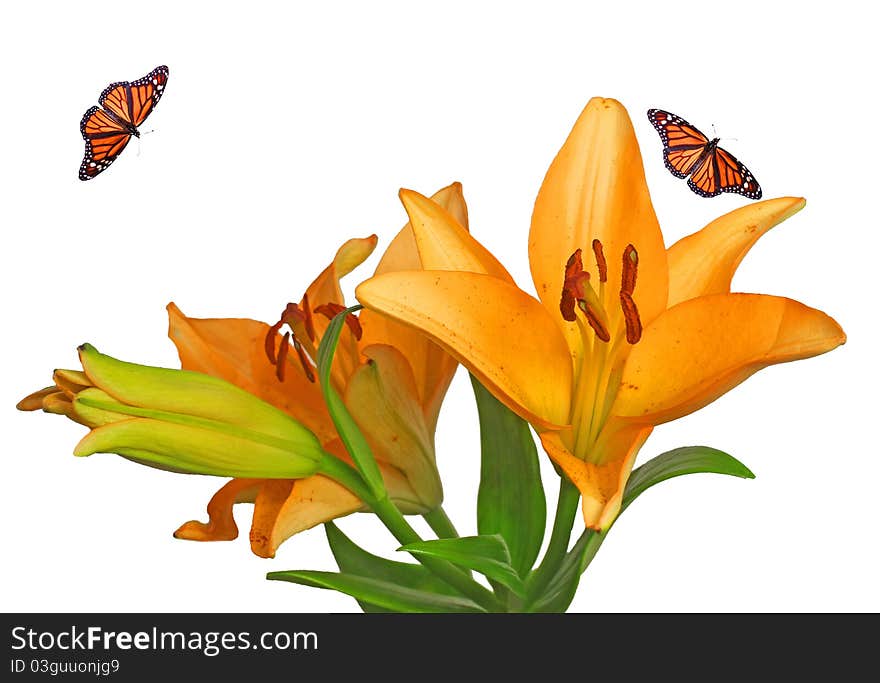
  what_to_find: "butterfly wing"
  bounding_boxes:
[714,146,762,199]
[99,65,169,128]
[79,106,132,180]
[664,146,708,178]
[686,150,722,198]
[647,108,710,178]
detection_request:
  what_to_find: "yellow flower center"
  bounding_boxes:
[560,240,642,460]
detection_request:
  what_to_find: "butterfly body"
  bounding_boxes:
[79,65,169,180]
[647,108,761,199]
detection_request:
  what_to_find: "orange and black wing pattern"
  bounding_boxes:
[647,108,762,199]
[685,145,762,199]
[78,65,169,180]
[711,146,761,199]
[79,106,133,180]
[647,109,710,178]
[99,65,169,128]
[685,151,720,198]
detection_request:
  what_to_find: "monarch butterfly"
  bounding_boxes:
[646,109,761,199]
[79,65,169,180]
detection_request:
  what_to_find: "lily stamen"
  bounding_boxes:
[276,331,291,381]
[292,337,316,383]
[279,301,313,340]
[619,291,642,344]
[265,320,283,365]
[265,295,365,384]
[617,244,642,344]
[265,301,321,382]
[621,244,638,295]
[300,293,316,342]
[578,298,611,342]
[592,239,607,283]
[561,249,589,322]
[560,248,611,342]
[314,302,363,340]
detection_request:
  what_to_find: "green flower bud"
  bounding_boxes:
[21,344,326,479]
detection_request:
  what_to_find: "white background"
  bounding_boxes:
[1,1,876,613]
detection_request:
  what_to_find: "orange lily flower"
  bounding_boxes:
[169,183,466,557]
[356,98,846,531]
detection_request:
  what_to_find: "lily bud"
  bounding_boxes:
[18,344,326,479]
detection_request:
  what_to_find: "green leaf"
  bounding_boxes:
[399,534,526,598]
[315,305,385,498]
[267,570,486,613]
[471,375,546,578]
[325,522,463,613]
[622,446,754,506]
[527,446,754,613]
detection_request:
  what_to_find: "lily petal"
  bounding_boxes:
[167,303,337,444]
[667,197,806,307]
[174,478,263,542]
[53,370,92,396]
[69,388,131,427]
[530,97,668,349]
[321,436,429,513]
[357,270,572,428]
[298,236,377,386]
[247,453,428,558]
[249,476,362,558]
[613,293,847,424]
[304,235,378,340]
[345,344,441,508]
[175,458,427,558]
[364,183,470,280]
[360,183,467,431]
[540,420,651,530]
[173,475,361,559]
[398,188,514,282]
[44,393,82,422]
[178,472,413,559]
[16,386,58,411]
[305,235,379,307]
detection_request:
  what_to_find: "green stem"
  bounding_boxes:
[423,507,460,539]
[318,454,502,612]
[527,477,580,600]
[570,528,605,575]
[317,453,375,503]
[563,484,640,582]
[371,497,502,612]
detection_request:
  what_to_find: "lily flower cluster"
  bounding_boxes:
[18,98,845,612]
